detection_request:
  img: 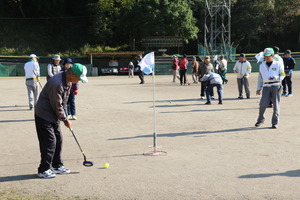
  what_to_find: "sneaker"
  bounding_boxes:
[71,115,77,120]
[67,115,71,120]
[255,121,263,127]
[218,101,223,105]
[52,166,71,174]
[237,96,243,99]
[37,169,56,179]
[281,93,287,96]
[287,94,293,97]
[211,96,215,99]
[205,101,211,105]
[271,125,278,129]
[200,96,204,99]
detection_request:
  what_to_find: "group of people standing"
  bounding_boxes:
[170,47,296,129]
[24,54,88,179]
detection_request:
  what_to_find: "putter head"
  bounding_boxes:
[83,161,94,167]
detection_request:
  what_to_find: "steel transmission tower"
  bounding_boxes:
[204,0,233,60]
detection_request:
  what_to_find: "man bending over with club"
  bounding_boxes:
[35,63,88,178]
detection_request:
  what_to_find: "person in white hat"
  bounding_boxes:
[47,54,62,81]
[35,63,88,178]
[24,54,40,110]
[255,47,285,129]
[128,61,134,78]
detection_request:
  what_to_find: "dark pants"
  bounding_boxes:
[206,83,223,103]
[282,75,292,94]
[67,93,76,116]
[35,115,63,173]
[139,71,144,83]
[200,81,214,97]
[179,69,187,85]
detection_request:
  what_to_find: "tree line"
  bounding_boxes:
[0,0,299,56]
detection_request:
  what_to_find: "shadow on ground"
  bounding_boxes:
[239,169,300,178]
[108,127,270,141]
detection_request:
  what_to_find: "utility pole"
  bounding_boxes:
[204,0,233,60]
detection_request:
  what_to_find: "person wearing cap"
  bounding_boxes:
[282,49,296,97]
[198,56,214,99]
[233,53,252,99]
[34,63,88,178]
[171,54,180,83]
[128,61,134,78]
[61,58,79,120]
[47,54,62,81]
[191,56,199,84]
[24,54,40,110]
[255,48,285,129]
[179,54,189,86]
[268,46,284,108]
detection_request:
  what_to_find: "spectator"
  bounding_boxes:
[233,53,252,99]
[47,55,62,81]
[282,49,296,96]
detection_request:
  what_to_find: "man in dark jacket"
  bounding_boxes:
[282,50,296,96]
[35,63,88,178]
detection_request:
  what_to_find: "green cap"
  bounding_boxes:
[71,63,88,83]
[263,48,274,56]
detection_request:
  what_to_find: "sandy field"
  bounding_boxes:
[1,72,300,200]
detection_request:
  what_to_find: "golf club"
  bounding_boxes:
[69,128,94,167]
[32,70,43,89]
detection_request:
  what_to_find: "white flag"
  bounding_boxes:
[255,52,264,63]
[139,52,155,75]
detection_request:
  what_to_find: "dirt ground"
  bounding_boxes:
[1,72,300,200]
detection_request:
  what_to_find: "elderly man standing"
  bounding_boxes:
[282,49,296,97]
[35,63,88,178]
[47,54,62,81]
[198,56,214,99]
[218,56,228,84]
[255,48,285,129]
[24,54,40,110]
[233,53,252,99]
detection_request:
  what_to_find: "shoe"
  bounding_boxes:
[200,96,204,99]
[281,93,287,96]
[247,96,250,99]
[237,96,243,99]
[287,94,293,97]
[67,115,71,119]
[205,101,211,105]
[218,101,223,105]
[37,169,56,179]
[52,166,71,174]
[29,107,33,110]
[139,82,144,84]
[71,115,77,120]
[271,125,278,129]
[255,121,263,127]
[267,104,273,108]
[211,96,215,99]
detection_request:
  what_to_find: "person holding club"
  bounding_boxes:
[24,54,40,110]
[35,63,88,178]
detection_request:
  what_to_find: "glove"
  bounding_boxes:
[74,90,79,95]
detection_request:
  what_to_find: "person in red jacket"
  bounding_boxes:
[171,55,180,83]
[179,54,189,85]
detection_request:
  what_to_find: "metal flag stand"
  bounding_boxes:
[143,53,167,156]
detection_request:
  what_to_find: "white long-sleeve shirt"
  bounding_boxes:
[233,60,252,78]
[24,60,40,79]
[257,61,285,90]
[200,73,222,85]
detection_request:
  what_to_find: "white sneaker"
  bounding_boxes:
[71,115,77,120]
[52,166,71,174]
[67,115,71,120]
[37,169,56,179]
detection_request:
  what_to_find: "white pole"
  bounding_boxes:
[152,66,157,152]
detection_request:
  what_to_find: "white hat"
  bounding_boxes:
[29,54,38,59]
[52,55,61,60]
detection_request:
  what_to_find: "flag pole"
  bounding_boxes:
[152,68,157,152]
